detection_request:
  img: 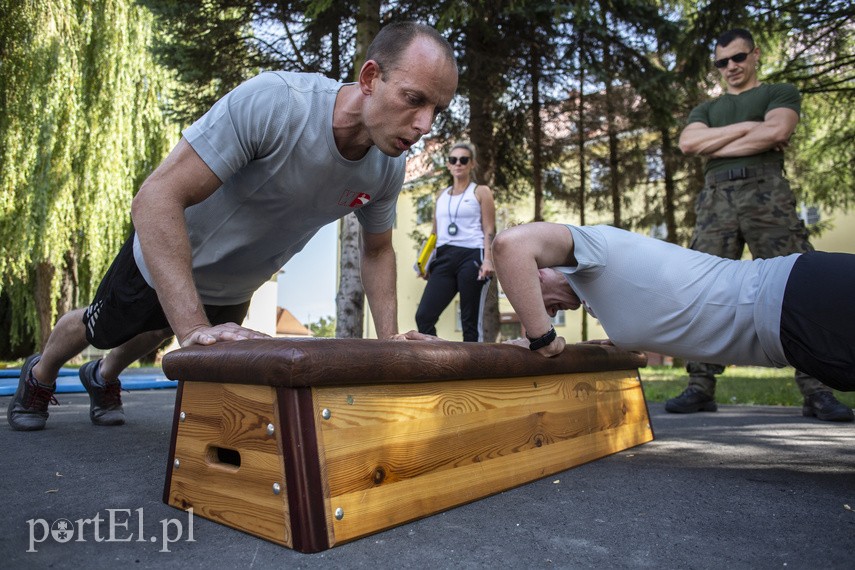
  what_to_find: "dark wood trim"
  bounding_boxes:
[162,381,185,505]
[163,338,648,388]
[278,386,330,553]
[637,370,656,441]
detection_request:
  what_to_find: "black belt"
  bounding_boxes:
[707,163,781,184]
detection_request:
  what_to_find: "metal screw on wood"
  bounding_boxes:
[266,423,275,436]
[173,459,180,469]
[322,408,331,420]
[273,483,281,495]
[179,411,186,422]
[335,508,344,520]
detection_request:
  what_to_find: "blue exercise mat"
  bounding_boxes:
[0,367,177,396]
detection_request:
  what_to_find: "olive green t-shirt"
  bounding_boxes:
[686,83,801,175]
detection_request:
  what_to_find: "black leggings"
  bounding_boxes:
[415,245,489,342]
[780,252,855,391]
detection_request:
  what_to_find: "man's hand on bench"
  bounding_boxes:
[503,335,566,358]
[180,323,272,347]
[390,330,445,342]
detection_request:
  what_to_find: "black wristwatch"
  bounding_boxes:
[527,326,557,351]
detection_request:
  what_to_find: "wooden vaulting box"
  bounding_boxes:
[161,338,653,553]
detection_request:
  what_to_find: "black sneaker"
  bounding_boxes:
[7,354,58,431]
[79,360,125,426]
[802,392,854,422]
[665,386,718,413]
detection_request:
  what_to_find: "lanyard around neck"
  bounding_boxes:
[447,185,467,226]
[445,182,473,237]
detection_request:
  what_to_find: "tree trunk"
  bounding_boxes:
[465,20,498,188]
[684,156,706,241]
[56,250,79,321]
[0,291,35,359]
[604,73,621,228]
[33,261,56,350]
[660,126,678,243]
[481,277,500,343]
[336,213,365,338]
[335,0,379,338]
[576,52,588,342]
[530,44,545,222]
[463,20,503,343]
[354,0,379,71]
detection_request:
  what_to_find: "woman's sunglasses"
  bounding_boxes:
[714,51,750,69]
[448,156,470,165]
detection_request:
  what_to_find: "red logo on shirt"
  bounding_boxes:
[339,190,371,208]
[349,192,371,207]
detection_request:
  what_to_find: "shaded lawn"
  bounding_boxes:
[640,365,855,407]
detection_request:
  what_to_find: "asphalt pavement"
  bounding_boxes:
[1,385,853,569]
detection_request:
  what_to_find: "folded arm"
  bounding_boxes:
[679,108,798,158]
[679,121,760,156]
[708,107,798,157]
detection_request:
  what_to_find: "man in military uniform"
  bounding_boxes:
[670,28,852,422]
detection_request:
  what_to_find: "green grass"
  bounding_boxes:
[641,365,855,407]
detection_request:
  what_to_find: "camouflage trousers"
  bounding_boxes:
[686,166,829,397]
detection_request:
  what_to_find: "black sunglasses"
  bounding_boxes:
[714,51,751,69]
[448,156,470,165]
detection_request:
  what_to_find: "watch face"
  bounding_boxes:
[447,223,458,236]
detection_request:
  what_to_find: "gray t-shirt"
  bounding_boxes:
[556,225,798,367]
[134,71,406,304]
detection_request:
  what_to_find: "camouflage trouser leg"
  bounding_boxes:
[686,362,725,396]
[794,370,830,397]
[686,168,827,397]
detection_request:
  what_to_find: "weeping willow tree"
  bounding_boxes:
[0,0,176,354]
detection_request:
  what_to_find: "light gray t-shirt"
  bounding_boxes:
[134,71,407,304]
[556,225,798,367]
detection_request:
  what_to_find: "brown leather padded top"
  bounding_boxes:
[162,338,646,388]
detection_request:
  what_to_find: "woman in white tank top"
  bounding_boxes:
[415,142,496,341]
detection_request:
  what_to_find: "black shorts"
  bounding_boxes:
[82,234,251,349]
[780,251,855,391]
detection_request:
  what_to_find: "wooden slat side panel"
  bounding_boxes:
[317,370,641,496]
[316,372,652,543]
[320,386,643,496]
[594,375,654,455]
[330,417,653,542]
[315,370,627,429]
[167,382,291,547]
